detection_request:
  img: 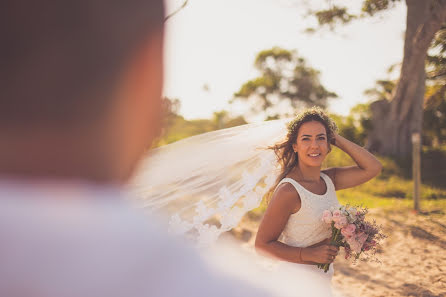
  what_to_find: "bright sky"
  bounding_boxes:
[163,0,406,121]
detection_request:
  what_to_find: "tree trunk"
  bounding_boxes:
[366,0,446,157]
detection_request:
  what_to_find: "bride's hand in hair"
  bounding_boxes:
[324,133,382,190]
[330,133,339,147]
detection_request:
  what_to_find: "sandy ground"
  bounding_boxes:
[229,208,446,297]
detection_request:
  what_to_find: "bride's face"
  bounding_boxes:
[292,121,330,167]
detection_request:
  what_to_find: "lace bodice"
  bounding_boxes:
[277,173,340,248]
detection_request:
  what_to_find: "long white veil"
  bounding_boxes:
[130,119,289,246]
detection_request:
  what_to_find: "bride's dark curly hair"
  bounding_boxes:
[266,107,338,200]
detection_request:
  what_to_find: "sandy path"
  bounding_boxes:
[230,208,446,297]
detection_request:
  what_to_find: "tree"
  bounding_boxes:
[212,110,228,130]
[307,0,446,157]
[161,97,182,131]
[363,24,446,147]
[212,110,247,130]
[155,103,248,146]
[232,47,337,119]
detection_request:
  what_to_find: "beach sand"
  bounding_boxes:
[230,208,446,297]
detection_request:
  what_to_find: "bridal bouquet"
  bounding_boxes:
[317,205,386,273]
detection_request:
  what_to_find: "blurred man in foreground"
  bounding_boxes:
[0,1,268,296]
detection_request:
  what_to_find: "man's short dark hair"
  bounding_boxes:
[0,0,164,127]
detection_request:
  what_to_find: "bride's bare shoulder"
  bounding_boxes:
[270,182,301,213]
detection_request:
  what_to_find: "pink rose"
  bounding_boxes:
[332,210,341,222]
[336,216,348,228]
[341,223,356,238]
[345,223,356,234]
[322,210,332,224]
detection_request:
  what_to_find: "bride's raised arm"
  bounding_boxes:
[323,134,382,191]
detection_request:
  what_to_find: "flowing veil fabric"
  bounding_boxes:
[129,119,289,246]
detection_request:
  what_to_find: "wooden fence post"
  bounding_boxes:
[412,132,421,212]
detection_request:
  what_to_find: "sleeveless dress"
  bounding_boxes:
[274,172,341,296]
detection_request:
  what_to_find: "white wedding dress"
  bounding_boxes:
[274,172,341,296]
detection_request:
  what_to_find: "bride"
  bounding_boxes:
[254,107,382,295]
[133,107,382,296]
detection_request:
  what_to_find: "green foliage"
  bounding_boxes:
[426,24,446,87]
[328,104,372,147]
[362,0,401,16]
[305,0,401,30]
[211,110,248,130]
[225,116,248,128]
[423,25,446,146]
[363,80,395,101]
[154,109,247,147]
[159,97,182,138]
[337,190,446,210]
[232,47,337,119]
[254,47,293,68]
[156,116,214,146]
[314,6,355,28]
[424,85,446,146]
[428,24,446,69]
[153,98,248,147]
